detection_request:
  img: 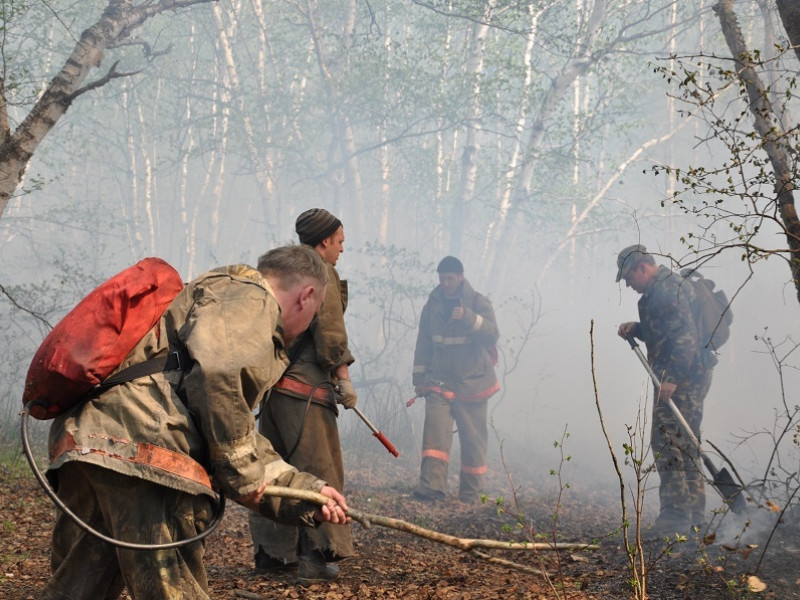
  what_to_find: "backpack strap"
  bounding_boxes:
[97,349,192,389]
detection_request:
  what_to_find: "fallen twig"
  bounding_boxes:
[471,549,551,577]
[233,591,268,600]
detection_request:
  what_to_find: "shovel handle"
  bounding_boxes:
[624,335,747,511]
[625,336,701,446]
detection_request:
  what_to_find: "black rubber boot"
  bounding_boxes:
[296,531,340,583]
[254,549,296,572]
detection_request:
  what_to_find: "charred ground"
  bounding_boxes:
[2,453,799,600]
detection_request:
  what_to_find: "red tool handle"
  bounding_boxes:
[373,431,399,457]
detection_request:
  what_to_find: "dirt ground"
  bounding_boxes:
[2,454,800,600]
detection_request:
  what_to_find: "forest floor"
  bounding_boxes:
[2,450,800,600]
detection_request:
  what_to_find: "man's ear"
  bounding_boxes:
[299,284,315,307]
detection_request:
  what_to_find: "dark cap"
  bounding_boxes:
[295,208,343,247]
[436,256,464,274]
[615,244,648,282]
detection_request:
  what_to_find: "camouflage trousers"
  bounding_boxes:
[651,369,713,525]
[249,392,353,564]
[417,393,488,501]
[41,462,213,600]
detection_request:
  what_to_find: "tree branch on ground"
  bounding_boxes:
[259,485,599,576]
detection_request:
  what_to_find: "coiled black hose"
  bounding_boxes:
[20,406,225,551]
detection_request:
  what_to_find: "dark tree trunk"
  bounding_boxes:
[776,0,800,64]
[715,0,800,304]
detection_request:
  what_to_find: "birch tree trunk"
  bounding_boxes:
[378,5,393,245]
[178,21,200,270]
[450,0,495,256]
[715,0,800,304]
[757,0,793,132]
[212,2,277,239]
[249,0,280,234]
[479,3,543,282]
[434,17,456,252]
[302,0,362,218]
[486,0,606,289]
[0,0,215,222]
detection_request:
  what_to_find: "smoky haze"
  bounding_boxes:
[2,0,799,536]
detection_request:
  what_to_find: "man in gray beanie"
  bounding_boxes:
[411,256,500,503]
[249,208,355,582]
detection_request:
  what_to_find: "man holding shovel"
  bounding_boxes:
[616,244,717,537]
[249,209,356,582]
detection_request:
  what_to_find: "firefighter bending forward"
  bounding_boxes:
[41,246,349,600]
[412,256,500,503]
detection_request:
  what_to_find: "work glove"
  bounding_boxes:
[337,378,357,409]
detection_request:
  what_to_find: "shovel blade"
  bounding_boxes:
[713,467,747,514]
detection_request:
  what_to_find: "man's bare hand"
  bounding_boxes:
[657,381,677,404]
[313,485,350,524]
[451,306,464,320]
[236,481,268,512]
[617,322,637,339]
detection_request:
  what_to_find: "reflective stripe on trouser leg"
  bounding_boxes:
[652,372,711,522]
[419,392,454,496]
[453,399,488,499]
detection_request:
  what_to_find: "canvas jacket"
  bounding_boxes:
[412,278,500,400]
[48,265,324,523]
[276,260,354,407]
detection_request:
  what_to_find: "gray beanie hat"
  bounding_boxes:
[295,208,342,247]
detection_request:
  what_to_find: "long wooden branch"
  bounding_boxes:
[261,485,599,562]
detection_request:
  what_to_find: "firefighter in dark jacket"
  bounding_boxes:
[616,244,716,537]
[249,209,355,583]
[412,256,500,503]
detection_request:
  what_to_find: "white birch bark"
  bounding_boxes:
[486,0,606,288]
[479,2,543,277]
[378,5,393,245]
[450,0,495,256]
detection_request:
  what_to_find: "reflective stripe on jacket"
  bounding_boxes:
[48,265,324,512]
[412,278,500,400]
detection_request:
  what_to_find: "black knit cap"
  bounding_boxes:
[436,256,464,274]
[295,208,343,247]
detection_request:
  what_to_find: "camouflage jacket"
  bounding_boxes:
[412,278,500,400]
[632,265,708,386]
[48,265,324,523]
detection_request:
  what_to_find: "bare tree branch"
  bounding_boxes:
[0,283,53,329]
[66,61,141,104]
